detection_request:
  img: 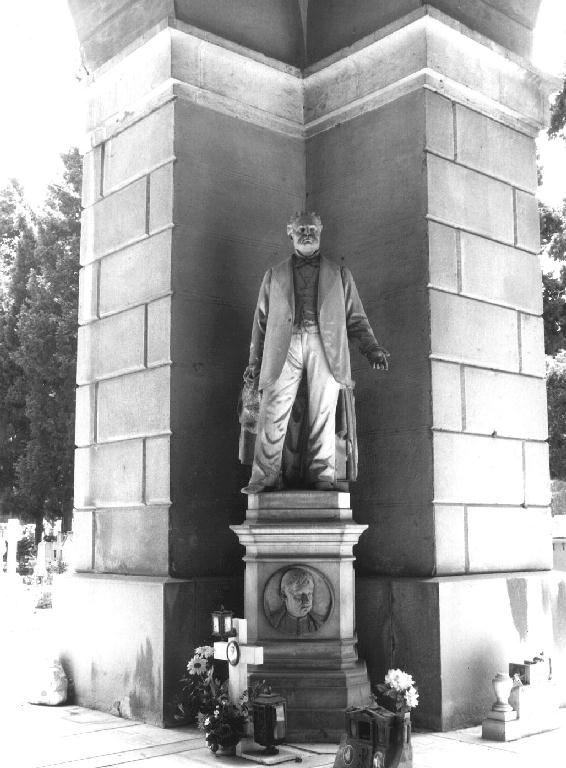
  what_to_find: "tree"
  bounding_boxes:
[541,200,566,355]
[547,352,566,479]
[0,181,36,518]
[0,150,81,541]
[549,77,566,141]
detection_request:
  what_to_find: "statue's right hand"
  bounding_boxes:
[243,365,260,385]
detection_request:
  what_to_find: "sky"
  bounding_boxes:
[0,0,565,208]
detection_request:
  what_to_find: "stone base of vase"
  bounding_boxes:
[239,746,298,765]
[214,744,237,756]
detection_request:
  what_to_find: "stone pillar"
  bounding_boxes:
[62,7,305,726]
[302,7,559,730]
[65,0,561,731]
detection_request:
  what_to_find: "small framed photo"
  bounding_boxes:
[226,639,240,666]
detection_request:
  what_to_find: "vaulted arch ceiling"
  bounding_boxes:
[305,0,546,64]
[68,0,545,74]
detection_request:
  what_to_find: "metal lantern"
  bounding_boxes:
[252,690,287,755]
[211,605,234,640]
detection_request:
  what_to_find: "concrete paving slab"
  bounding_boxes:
[1,703,564,768]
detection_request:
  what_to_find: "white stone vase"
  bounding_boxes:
[492,672,513,712]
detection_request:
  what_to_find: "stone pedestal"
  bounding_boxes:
[232,491,370,741]
[482,681,561,741]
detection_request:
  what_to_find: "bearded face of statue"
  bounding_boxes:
[287,213,322,259]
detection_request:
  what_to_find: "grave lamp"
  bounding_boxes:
[211,605,235,640]
[252,689,287,755]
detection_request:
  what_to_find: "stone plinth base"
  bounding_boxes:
[357,572,566,731]
[232,491,371,741]
[249,666,371,741]
[482,682,561,741]
[56,573,239,726]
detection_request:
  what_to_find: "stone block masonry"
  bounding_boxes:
[424,89,550,580]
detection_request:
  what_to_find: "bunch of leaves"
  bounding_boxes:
[549,76,566,141]
[174,645,228,724]
[540,200,566,356]
[372,668,419,714]
[46,560,68,575]
[200,695,248,753]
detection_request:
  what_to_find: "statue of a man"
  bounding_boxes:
[241,212,389,494]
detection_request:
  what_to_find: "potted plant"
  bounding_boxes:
[371,668,418,768]
[373,668,419,714]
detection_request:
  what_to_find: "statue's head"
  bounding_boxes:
[287,211,323,259]
[280,567,315,618]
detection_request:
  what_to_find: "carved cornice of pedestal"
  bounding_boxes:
[232,491,367,559]
[231,521,368,560]
[82,7,560,152]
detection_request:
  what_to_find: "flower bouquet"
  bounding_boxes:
[372,668,419,714]
[175,644,251,754]
[175,645,227,723]
[200,695,249,754]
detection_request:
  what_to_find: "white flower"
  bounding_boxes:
[194,645,215,659]
[187,657,207,675]
[384,669,415,692]
[404,686,419,709]
[204,718,211,727]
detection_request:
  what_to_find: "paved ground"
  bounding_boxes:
[1,702,564,768]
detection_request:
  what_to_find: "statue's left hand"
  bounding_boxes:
[368,347,390,371]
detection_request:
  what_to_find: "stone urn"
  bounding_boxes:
[492,672,514,712]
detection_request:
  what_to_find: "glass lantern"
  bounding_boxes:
[211,605,234,640]
[252,690,287,755]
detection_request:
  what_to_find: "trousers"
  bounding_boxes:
[248,331,341,488]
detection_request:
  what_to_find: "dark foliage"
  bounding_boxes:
[547,353,566,479]
[0,150,81,541]
[549,77,566,140]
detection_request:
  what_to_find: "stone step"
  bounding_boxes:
[247,490,351,510]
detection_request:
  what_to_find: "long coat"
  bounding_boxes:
[248,255,380,391]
